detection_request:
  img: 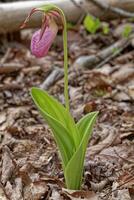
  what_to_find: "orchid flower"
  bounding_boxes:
[21,4,98,190]
[31,18,58,58]
[21,8,59,58]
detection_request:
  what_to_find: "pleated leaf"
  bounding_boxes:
[31,87,80,147]
[31,87,77,168]
[77,112,99,141]
[65,112,98,189]
[40,110,75,168]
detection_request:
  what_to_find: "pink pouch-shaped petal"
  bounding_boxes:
[31,19,58,58]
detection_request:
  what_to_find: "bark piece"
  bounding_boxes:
[0,0,134,33]
[0,0,83,33]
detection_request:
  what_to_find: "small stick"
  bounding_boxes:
[0,83,23,91]
[0,48,11,64]
[40,67,64,90]
[90,0,134,18]
[0,63,24,74]
[96,40,130,68]
[74,34,134,69]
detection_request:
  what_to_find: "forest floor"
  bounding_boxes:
[0,18,134,200]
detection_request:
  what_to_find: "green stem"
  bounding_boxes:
[56,8,69,112]
[40,5,70,111]
[62,16,69,112]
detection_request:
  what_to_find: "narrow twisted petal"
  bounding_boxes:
[31,20,58,58]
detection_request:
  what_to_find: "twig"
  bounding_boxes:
[0,83,23,91]
[96,39,130,68]
[0,63,24,74]
[89,0,134,18]
[74,34,134,69]
[40,67,64,90]
[0,48,11,64]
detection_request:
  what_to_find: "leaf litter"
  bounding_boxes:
[0,18,134,199]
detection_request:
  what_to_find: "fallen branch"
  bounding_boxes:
[0,0,134,33]
[90,0,134,18]
[74,34,134,69]
[0,0,83,33]
[95,40,130,68]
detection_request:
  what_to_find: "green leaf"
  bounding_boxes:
[40,110,75,168]
[65,112,98,189]
[84,15,101,34]
[77,112,98,140]
[31,87,98,190]
[122,25,132,38]
[31,87,80,147]
[31,87,80,168]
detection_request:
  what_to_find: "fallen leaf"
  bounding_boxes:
[62,188,98,200]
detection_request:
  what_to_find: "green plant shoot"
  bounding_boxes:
[22,4,98,190]
[122,24,132,38]
[84,14,101,34]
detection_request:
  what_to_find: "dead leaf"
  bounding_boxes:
[5,178,23,200]
[0,112,6,125]
[1,146,15,185]
[62,188,98,200]
[0,184,8,200]
[111,64,134,84]
[24,181,49,200]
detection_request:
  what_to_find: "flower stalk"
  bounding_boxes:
[61,11,70,112]
[44,5,70,111]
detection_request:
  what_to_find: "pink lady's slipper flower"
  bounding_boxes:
[21,8,60,58]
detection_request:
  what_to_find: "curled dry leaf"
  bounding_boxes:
[90,179,109,192]
[88,127,118,156]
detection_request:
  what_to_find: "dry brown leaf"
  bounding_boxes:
[113,189,131,200]
[90,179,109,192]
[1,146,15,185]
[62,189,98,200]
[0,184,8,200]
[88,128,118,156]
[0,112,6,125]
[111,64,134,84]
[118,171,134,189]
[5,178,23,200]
[24,181,49,200]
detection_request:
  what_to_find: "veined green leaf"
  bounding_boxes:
[77,112,98,140]
[65,112,98,189]
[31,87,80,147]
[40,110,75,168]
